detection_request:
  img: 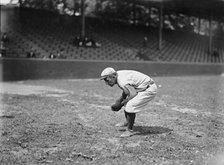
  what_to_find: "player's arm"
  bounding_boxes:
[116,91,127,103]
[121,84,137,106]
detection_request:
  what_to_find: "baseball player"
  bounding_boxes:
[100,67,157,137]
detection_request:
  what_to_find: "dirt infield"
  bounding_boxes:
[0,76,224,165]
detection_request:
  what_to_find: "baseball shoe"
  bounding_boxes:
[115,122,128,127]
[120,129,138,138]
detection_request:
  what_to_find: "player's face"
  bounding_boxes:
[104,76,116,87]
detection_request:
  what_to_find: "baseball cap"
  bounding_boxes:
[100,67,116,80]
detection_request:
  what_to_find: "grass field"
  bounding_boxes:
[0,75,224,165]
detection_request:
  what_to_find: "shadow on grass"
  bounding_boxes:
[0,115,15,119]
[134,126,173,135]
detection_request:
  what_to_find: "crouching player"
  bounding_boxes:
[100,67,157,137]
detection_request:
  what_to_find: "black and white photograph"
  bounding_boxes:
[0,0,224,164]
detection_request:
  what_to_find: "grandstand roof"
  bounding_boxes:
[134,0,224,22]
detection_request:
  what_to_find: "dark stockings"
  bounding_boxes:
[124,111,136,130]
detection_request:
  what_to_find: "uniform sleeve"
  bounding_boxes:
[123,75,135,87]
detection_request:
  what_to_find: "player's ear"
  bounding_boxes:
[110,72,116,78]
[113,73,118,81]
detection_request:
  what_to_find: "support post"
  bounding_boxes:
[198,17,201,34]
[133,3,136,25]
[81,0,85,38]
[208,15,213,54]
[158,2,163,50]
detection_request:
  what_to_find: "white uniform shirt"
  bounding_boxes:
[116,70,154,92]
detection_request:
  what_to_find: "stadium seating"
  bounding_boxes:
[1,6,223,63]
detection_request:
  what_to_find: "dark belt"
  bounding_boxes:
[149,81,155,85]
[138,81,155,92]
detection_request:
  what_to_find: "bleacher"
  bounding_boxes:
[1,6,224,63]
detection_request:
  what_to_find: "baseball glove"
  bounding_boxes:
[111,102,123,112]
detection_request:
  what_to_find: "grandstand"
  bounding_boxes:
[1,4,224,63]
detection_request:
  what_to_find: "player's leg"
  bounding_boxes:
[115,111,128,127]
[120,88,156,137]
[126,112,136,130]
[120,112,137,137]
[125,86,157,113]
